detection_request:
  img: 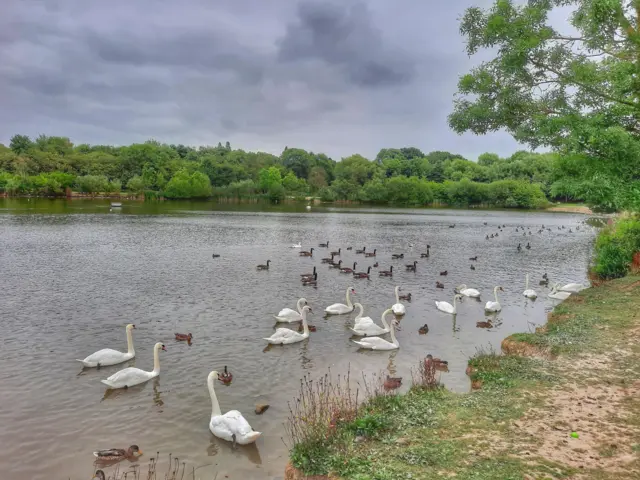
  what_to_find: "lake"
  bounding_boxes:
[0,198,597,480]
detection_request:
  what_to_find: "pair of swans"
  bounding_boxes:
[351,314,400,350]
[77,324,136,367]
[325,287,356,314]
[350,304,394,336]
[457,284,480,298]
[264,306,312,344]
[101,342,166,389]
[392,286,406,316]
[435,286,503,314]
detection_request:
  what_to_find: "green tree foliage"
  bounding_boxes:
[594,217,640,278]
[163,170,212,199]
[449,0,640,211]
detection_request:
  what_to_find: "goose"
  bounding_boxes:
[264,306,312,344]
[93,445,142,461]
[353,266,371,279]
[77,324,136,368]
[392,286,406,316]
[329,260,343,269]
[548,283,572,300]
[301,266,317,279]
[346,246,353,250]
[257,260,271,270]
[320,253,335,264]
[330,248,341,256]
[484,286,504,312]
[379,266,393,276]
[522,274,537,299]
[470,265,476,270]
[364,249,377,257]
[435,294,463,314]
[406,261,417,272]
[391,253,404,259]
[212,254,220,258]
[207,371,261,447]
[351,305,393,336]
[101,342,166,389]
[559,282,588,293]
[469,256,478,261]
[302,273,318,286]
[352,318,400,350]
[517,243,522,252]
[340,262,357,274]
[325,287,356,314]
[290,242,302,248]
[420,246,431,258]
[275,297,308,322]
[355,246,366,254]
[526,242,531,249]
[456,284,480,298]
[399,292,412,301]
[299,248,314,257]
[319,241,329,247]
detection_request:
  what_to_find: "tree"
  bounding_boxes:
[448,0,640,209]
[10,135,33,155]
[307,166,328,192]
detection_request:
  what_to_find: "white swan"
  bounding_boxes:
[325,287,356,314]
[456,284,481,298]
[391,286,406,316]
[559,282,587,293]
[351,303,372,327]
[101,342,166,389]
[485,286,504,312]
[549,283,572,300]
[264,306,312,344]
[274,297,307,322]
[435,294,463,315]
[290,242,302,248]
[351,307,393,336]
[522,274,537,299]
[207,371,261,446]
[352,318,399,350]
[76,324,136,367]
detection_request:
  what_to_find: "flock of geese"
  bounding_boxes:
[80,225,589,467]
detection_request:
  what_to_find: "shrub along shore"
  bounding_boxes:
[284,272,640,480]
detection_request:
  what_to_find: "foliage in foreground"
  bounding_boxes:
[593,215,640,279]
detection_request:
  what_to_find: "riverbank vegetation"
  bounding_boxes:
[284,275,640,479]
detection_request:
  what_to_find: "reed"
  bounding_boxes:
[411,355,439,390]
[90,451,206,480]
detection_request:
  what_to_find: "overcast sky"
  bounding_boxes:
[1,0,526,160]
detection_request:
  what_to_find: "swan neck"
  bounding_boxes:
[152,344,161,374]
[380,310,391,329]
[296,298,304,313]
[452,294,458,313]
[346,288,353,308]
[208,375,222,417]
[395,286,400,303]
[301,309,309,336]
[354,304,363,320]
[389,321,398,346]
[126,327,135,355]
[494,287,500,303]
[525,274,529,289]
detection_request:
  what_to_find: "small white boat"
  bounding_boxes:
[111,202,122,208]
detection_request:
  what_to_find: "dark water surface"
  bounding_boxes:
[0,199,596,480]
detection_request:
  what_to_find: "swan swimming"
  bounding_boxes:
[548,283,572,300]
[352,318,400,350]
[485,286,504,312]
[435,294,463,315]
[77,324,136,367]
[391,286,406,316]
[264,306,312,344]
[522,274,537,299]
[558,282,588,293]
[351,307,393,336]
[325,287,356,314]
[274,297,307,322]
[456,284,481,298]
[101,342,166,389]
[207,371,261,447]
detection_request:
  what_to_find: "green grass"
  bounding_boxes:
[288,275,640,479]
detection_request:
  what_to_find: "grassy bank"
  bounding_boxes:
[286,275,640,480]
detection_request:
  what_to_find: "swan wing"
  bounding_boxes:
[354,336,393,349]
[79,348,130,367]
[435,301,453,313]
[101,367,151,388]
[276,308,299,318]
[211,411,261,444]
[264,328,303,343]
[352,325,386,336]
[462,288,480,297]
[354,316,374,328]
[325,303,349,313]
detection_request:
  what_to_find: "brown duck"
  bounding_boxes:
[218,366,233,385]
[93,445,142,462]
[175,332,193,342]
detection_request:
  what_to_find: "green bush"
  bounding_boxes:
[593,217,640,279]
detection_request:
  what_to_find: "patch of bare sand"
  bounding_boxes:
[512,380,640,473]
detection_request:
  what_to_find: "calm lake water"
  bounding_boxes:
[0,199,597,480]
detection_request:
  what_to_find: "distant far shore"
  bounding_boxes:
[546,204,593,214]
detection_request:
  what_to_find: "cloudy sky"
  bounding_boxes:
[1,0,525,160]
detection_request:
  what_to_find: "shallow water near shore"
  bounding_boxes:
[0,199,596,479]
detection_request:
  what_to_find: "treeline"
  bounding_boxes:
[0,134,608,208]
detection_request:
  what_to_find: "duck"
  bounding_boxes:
[351,306,393,336]
[264,306,313,344]
[364,249,377,257]
[275,297,308,322]
[470,265,476,270]
[399,292,412,301]
[391,253,404,259]
[373,261,379,267]
[93,445,142,462]
[101,343,166,389]
[456,284,480,298]
[392,286,406,316]
[218,366,233,385]
[298,323,317,332]
[449,224,455,228]
[352,318,400,351]
[300,266,317,280]
[212,254,221,258]
[548,283,572,300]
[329,259,343,269]
[299,248,314,257]
[383,376,402,391]
[522,274,537,299]
[406,261,418,272]
[319,241,329,247]
[425,354,449,371]
[340,262,357,274]
[346,246,353,250]
[77,324,136,368]
[325,287,356,314]
[379,266,393,276]
[207,371,261,447]
[476,320,493,328]
[257,260,271,270]
[435,294,463,315]
[439,270,448,276]
[175,332,193,342]
[330,248,341,256]
[321,254,335,264]
[353,266,371,279]
[435,281,445,289]
[355,246,366,254]
[484,286,504,312]
[302,273,318,286]
[469,256,478,261]
[418,324,429,335]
